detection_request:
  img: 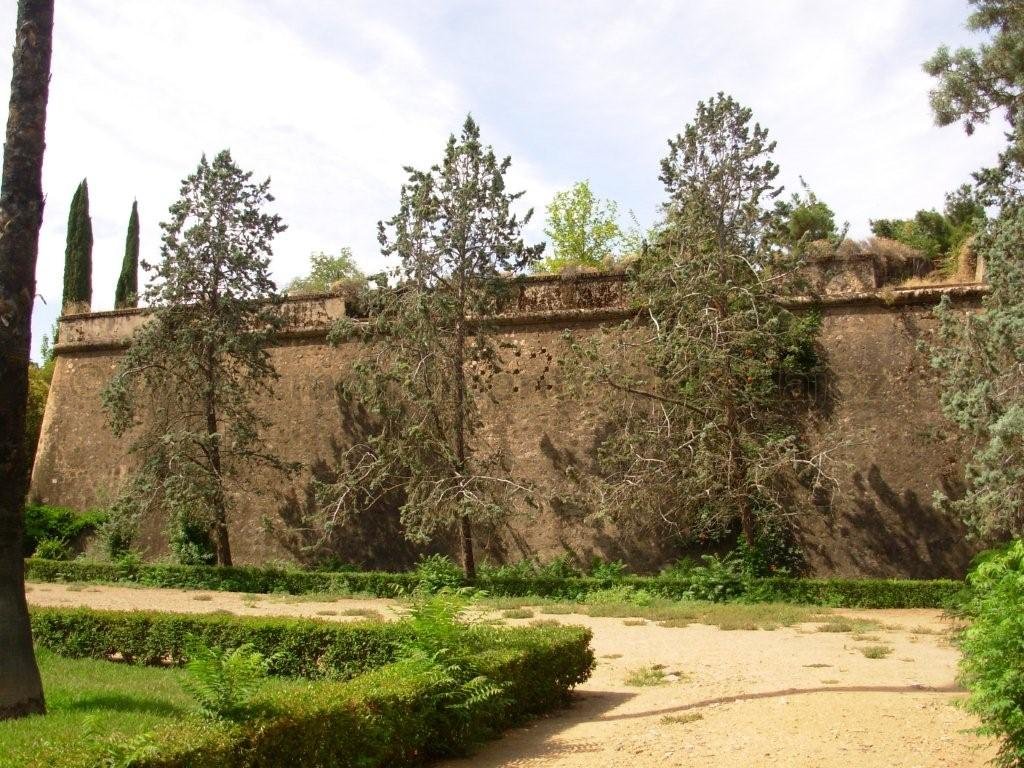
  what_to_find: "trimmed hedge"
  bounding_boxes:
[29,607,594,683]
[24,610,594,768]
[30,608,413,678]
[25,557,966,609]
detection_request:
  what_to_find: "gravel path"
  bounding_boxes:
[26,583,994,767]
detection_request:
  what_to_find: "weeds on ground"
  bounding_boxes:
[624,664,671,687]
[815,617,881,633]
[660,712,703,725]
[500,608,534,619]
[859,644,893,659]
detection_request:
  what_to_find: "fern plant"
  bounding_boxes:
[181,639,269,720]
[397,590,505,744]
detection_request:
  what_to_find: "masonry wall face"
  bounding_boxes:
[30,275,986,577]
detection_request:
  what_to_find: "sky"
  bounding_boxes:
[0,0,1008,361]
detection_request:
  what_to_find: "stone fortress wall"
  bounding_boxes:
[29,253,990,577]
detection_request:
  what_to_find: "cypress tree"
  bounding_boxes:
[114,200,139,308]
[62,178,93,312]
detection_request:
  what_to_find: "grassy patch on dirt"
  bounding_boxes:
[625,664,671,687]
[661,712,703,725]
[859,644,893,659]
[472,595,829,630]
[814,617,881,633]
[501,608,535,619]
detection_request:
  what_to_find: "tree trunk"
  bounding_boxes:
[0,0,53,721]
[453,305,475,580]
[204,389,232,567]
[203,335,232,566]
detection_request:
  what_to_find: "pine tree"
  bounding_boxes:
[114,200,139,309]
[317,116,544,578]
[0,0,53,720]
[103,151,290,566]
[62,178,92,312]
[563,94,825,549]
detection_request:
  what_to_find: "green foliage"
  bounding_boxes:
[114,200,140,309]
[929,206,1024,536]
[536,180,625,272]
[773,178,844,251]
[102,150,291,566]
[62,178,92,310]
[958,539,1024,766]
[23,359,52,482]
[286,248,364,294]
[32,538,72,561]
[564,93,827,547]
[925,0,1024,203]
[10,617,593,768]
[869,188,984,273]
[24,557,963,609]
[22,504,105,556]
[413,554,464,593]
[317,116,543,578]
[180,639,269,720]
[662,553,748,602]
[588,557,629,580]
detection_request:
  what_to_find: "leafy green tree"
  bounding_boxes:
[565,93,824,547]
[926,0,1024,539]
[773,178,844,252]
[536,180,622,272]
[317,116,543,578]
[114,200,140,309]
[103,150,289,566]
[286,248,363,294]
[930,209,1024,537]
[925,0,1024,203]
[62,178,92,312]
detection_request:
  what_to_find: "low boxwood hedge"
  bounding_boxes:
[29,606,594,683]
[23,611,594,768]
[25,557,966,609]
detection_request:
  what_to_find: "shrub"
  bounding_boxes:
[588,557,629,580]
[23,610,594,768]
[959,539,1024,767]
[413,554,464,594]
[23,557,964,609]
[32,537,72,561]
[23,504,105,556]
[181,640,269,720]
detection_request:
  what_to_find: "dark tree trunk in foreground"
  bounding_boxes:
[0,0,54,721]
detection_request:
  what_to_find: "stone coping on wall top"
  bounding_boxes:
[50,282,989,356]
[58,289,346,322]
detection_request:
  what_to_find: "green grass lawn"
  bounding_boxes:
[1,649,313,767]
[0,648,194,767]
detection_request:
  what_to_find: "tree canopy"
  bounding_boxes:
[102,150,290,566]
[317,116,543,577]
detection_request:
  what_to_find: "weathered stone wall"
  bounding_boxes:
[29,273,989,577]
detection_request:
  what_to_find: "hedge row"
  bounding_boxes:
[29,606,594,682]
[26,610,594,768]
[25,557,966,609]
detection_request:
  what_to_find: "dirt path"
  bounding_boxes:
[26,583,994,767]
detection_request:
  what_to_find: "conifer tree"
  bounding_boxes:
[103,151,289,566]
[564,94,825,550]
[317,116,543,578]
[114,200,139,309]
[62,178,92,312]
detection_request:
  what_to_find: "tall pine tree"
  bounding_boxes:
[62,178,92,312]
[114,200,139,308]
[317,116,543,578]
[103,151,290,567]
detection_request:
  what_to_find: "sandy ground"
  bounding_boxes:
[26,583,995,768]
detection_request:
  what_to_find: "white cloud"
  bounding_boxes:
[0,0,1008,359]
